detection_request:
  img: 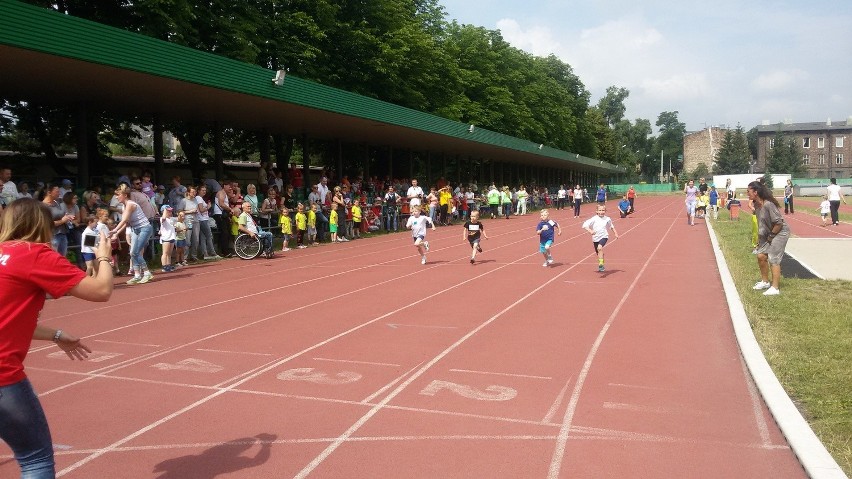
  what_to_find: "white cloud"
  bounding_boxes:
[641,74,710,101]
[750,69,810,93]
[495,19,559,57]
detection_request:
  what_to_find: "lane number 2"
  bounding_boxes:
[419,380,517,401]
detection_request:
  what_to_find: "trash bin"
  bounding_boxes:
[729,203,741,220]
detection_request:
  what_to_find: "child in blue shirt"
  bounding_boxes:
[709,186,719,219]
[535,209,561,267]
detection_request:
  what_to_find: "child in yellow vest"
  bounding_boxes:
[352,199,363,239]
[308,203,318,245]
[279,206,292,251]
[330,202,340,243]
[294,203,307,249]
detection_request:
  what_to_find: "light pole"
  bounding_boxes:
[660,150,664,183]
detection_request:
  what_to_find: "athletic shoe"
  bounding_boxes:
[470,258,475,264]
[181,261,188,266]
[203,255,218,260]
[424,241,430,252]
[598,264,605,272]
[138,272,154,284]
[421,255,427,265]
[542,261,549,267]
[298,245,307,249]
[476,244,483,253]
[547,257,554,265]
[126,276,141,285]
[753,280,771,290]
[763,286,780,296]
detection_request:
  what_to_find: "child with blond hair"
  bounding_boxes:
[582,205,619,272]
[405,205,435,265]
[294,203,308,249]
[352,199,363,239]
[279,206,292,251]
[536,209,562,267]
[307,203,318,245]
[817,195,831,227]
[159,205,177,272]
[174,211,188,266]
[329,202,340,243]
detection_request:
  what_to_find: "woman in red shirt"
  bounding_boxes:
[0,198,115,478]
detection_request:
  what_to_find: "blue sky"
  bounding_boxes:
[439,0,852,132]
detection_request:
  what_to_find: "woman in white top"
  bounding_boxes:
[572,185,583,218]
[243,184,259,217]
[181,187,199,261]
[110,184,154,284]
[195,185,219,259]
[684,180,699,226]
[826,178,846,226]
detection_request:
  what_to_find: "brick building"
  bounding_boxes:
[683,126,727,175]
[756,118,852,179]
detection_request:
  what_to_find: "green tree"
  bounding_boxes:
[714,125,751,174]
[596,86,629,127]
[655,111,686,177]
[766,130,806,176]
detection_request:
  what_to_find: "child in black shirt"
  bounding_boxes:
[462,210,488,264]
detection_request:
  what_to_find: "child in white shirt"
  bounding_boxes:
[817,195,831,227]
[582,205,619,272]
[159,205,176,272]
[405,205,435,265]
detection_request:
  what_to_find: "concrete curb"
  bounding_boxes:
[706,219,847,479]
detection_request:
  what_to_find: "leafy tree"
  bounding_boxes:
[714,125,751,174]
[584,108,615,163]
[596,86,629,127]
[655,111,686,177]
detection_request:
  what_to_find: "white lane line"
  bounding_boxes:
[548,208,679,479]
[292,254,590,479]
[608,382,681,392]
[542,377,573,424]
[56,239,548,477]
[312,357,401,367]
[448,368,553,380]
[740,346,773,447]
[92,339,162,348]
[602,402,710,416]
[361,361,426,404]
[195,348,274,356]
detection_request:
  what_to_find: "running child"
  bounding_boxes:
[279,206,292,251]
[535,208,561,267]
[462,210,488,264]
[817,195,831,226]
[582,205,619,272]
[405,205,435,265]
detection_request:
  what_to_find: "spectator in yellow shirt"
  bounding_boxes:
[279,206,292,251]
[352,199,363,239]
[294,203,307,249]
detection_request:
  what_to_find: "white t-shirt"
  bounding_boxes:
[582,215,614,242]
[573,188,583,202]
[159,217,176,242]
[407,185,424,206]
[406,214,433,237]
[195,196,210,221]
[557,188,567,199]
[827,184,842,201]
[820,200,831,214]
[0,180,18,205]
[81,222,110,254]
[238,212,259,234]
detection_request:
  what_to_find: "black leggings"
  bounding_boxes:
[830,200,840,225]
[573,200,581,216]
[784,196,794,214]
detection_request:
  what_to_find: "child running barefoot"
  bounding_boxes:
[406,205,435,264]
[582,205,619,272]
[817,195,831,226]
[463,210,488,264]
[535,209,561,267]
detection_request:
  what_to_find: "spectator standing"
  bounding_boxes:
[557,185,567,210]
[748,181,791,296]
[43,184,73,257]
[195,185,219,259]
[0,198,114,479]
[213,182,234,257]
[167,176,187,210]
[783,179,794,214]
[260,187,280,230]
[0,167,18,207]
[486,185,500,219]
[698,177,709,194]
[383,185,400,231]
[572,185,583,218]
[244,184,260,219]
[110,184,154,284]
[826,178,845,226]
[58,179,73,198]
[406,178,424,208]
[180,187,199,262]
[500,186,512,219]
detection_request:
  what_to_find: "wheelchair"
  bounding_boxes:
[234,233,264,260]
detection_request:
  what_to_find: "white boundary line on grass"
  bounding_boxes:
[706,219,847,479]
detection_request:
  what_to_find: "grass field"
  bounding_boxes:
[711,213,852,476]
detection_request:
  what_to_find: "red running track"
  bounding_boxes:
[2,196,807,478]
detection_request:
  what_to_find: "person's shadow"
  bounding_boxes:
[153,433,277,478]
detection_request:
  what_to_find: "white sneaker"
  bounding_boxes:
[203,255,218,260]
[126,276,141,285]
[753,281,771,290]
[421,255,427,265]
[139,271,154,284]
[763,286,780,296]
[542,261,549,267]
[547,256,554,264]
[424,241,430,252]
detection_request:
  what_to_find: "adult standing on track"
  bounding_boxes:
[783,179,795,214]
[748,181,790,296]
[684,179,698,226]
[573,184,583,218]
[0,198,114,479]
[826,177,846,226]
[557,185,567,210]
[110,184,154,284]
[627,185,636,212]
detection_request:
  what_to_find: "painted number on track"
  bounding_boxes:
[419,380,517,401]
[277,368,362,385]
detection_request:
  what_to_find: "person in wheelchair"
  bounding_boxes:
[237,201,274,258]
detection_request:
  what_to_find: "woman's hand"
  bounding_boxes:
[55,331,92,360]
[96,230,112,258]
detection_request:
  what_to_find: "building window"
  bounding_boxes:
[768,138,775,149]
[836,153,844,165]
[818,137,825,148]
[802,137,810,148]
[818,154,826,165]
[837,137,845,148]
[802,154,810,165]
